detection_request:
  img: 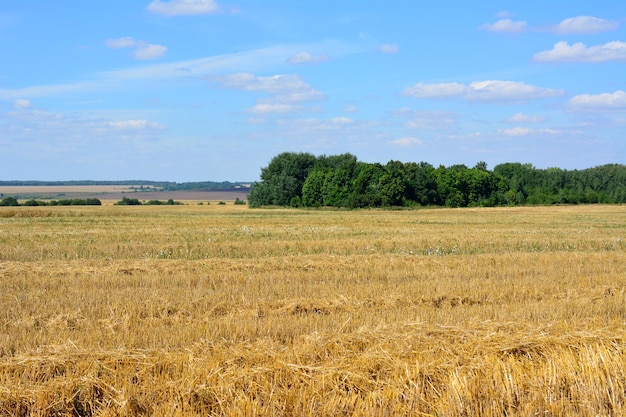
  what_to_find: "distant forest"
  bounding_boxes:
[248,152,626,208]
[0,180,250,191]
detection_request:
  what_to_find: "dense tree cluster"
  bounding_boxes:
[248,152,626,208]
[114,197,182,205]
[0,197,101,206]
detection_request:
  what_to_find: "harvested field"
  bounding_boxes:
[0,205,624,416]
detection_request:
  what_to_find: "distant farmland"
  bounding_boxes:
[0,185,250,202]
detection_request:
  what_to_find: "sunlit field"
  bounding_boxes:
[1,204,624,416]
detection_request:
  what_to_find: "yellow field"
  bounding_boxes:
[0,204,624,416]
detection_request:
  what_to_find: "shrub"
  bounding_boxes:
[115,196,142,206]
[234,198,246,205]
[0,197,19,206]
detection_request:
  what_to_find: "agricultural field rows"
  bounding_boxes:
[0,205,625,416]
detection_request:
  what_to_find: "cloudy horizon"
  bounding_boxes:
[1,1,624,181]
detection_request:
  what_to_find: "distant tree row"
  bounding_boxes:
[0,197,102,206]
[114,197,182,206]
[0,180,250,191]
[247,152,626,208]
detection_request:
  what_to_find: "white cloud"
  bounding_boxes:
[331,116,354,124]
[533,41,626,63]
[402,80,564,102]
[379,43,399,54]
[467,80,564,101]
[554,16,618,34]
[480,19,527,33]
[506,113,546,123]
[500,127,560,136]
[146,0,219,16]
[344,104,357,113]
[6,109,63,121]
[218,72,325,104]
[391,137,423,147]
[215,72,325,115]
[106,37,137,48]
[13,99,32,109]
[133,44,168,60]
[106,37,167,60]
[287,52,328,64]
[108,119,165,130]
[248,103,297,114]
[402,82,467,98]
[0,41,361,100]
[567,90,626,111]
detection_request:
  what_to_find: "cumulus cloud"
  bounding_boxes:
[217,72,325,102]
[106,37,167,60]
[344,104,357,113]
[533,41,626,63]
[248,103,298,114]
[146,0,219,16]
[567,90,626,111]
[330,116,354,124]
[402,82,467,99]
[215,72,325,115]
[105,37,137,48]
[554,16,618,34]
[133,44,168,60]
[402,80,564,102]
[13,99,32,109]
[480,18,527,33]
[506,113,546,123]
[378,43,399,54]
[108,119,165,130]
[391,137,423,147]
[287,51,328,64]
[467,80,564,101]
[500,127,560,136]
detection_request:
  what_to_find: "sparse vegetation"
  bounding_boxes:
[0,204,624,416]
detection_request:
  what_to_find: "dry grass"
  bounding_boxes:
[0,205,624,416]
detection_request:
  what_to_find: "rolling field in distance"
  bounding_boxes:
[0,185,249,202]
[0,204,625,416]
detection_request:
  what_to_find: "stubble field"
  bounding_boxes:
[0,204,625,416]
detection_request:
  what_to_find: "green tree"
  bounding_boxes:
[248,152,317,207]
[0,196,19,206]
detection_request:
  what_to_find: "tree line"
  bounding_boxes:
[0,197,102,206]
[248,152,626,208]
[0,180,250,191]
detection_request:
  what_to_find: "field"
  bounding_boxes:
[0,185,250,202]
[0,204,625,416]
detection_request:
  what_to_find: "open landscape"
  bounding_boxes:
[0,203,625,416]
[0,185,250,203]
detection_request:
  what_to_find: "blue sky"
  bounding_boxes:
[1,1,624,181]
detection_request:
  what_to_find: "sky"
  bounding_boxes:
[1,1,625,182]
